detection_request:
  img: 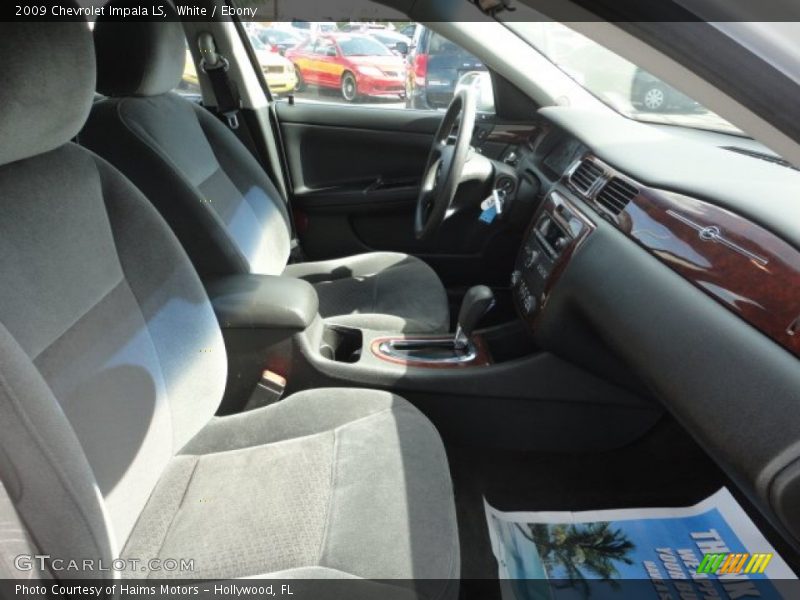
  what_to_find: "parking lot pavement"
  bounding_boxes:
[280,88,406,109]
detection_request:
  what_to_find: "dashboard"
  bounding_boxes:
[513,151,800,359]
[492,107,800,552]
[499,112,800,359]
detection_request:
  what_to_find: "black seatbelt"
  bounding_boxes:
[196,32,262,163]
[196,31,304,262]
[197,32,241,130]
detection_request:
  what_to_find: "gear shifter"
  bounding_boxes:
[454,285,495,350]
[375,285,495,365]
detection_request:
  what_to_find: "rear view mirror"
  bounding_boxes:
[395,41,409,55]
[326,47,337,57]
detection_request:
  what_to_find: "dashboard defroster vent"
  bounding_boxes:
[596,177,639,216]
[570,159,604,194]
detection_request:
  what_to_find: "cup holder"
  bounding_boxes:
[320,326,363,363]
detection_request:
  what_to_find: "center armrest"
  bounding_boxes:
[207,274,319,331]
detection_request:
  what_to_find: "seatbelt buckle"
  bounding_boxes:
[245,370,286,410]
[222,110,239,130]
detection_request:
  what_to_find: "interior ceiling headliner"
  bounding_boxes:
[375,0,800,22]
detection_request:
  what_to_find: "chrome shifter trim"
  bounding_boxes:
[377,338,478,364]
[454,326,469,350]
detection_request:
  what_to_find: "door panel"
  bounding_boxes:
[275,102,523,288]
[278,103,440,193]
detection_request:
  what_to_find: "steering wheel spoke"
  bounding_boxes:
[414,89,478,240]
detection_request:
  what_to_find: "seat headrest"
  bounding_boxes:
[0,18,95,166]
[94,2,185,97]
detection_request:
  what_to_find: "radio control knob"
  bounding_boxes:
[525,295,537,314]
[525,249,539,268]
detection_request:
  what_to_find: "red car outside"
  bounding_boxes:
[285,34,406,102]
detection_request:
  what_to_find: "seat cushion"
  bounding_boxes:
[283,252,450,334]
[122,389,459,595]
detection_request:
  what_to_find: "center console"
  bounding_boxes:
[512,190,595,321]
[206,275,507,414]
[205,218,661,453]
[369,284,496,368]
[207,274,320,413]
[370,334,492,368]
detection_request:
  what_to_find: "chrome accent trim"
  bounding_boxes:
[788,315,800,337]
[377,338,478,364]
[454,326,469,351]
[666,210,769,266]
[566,158,609,198]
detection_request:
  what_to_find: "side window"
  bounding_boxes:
[271,31,292,44]
[428,32,459,55]
[176,43,201,98]
[412,30,494,112]
[313,39,336,56]
[241,22,494,112]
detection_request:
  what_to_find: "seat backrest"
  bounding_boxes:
[81,7,292,281]
[0,18,226,572]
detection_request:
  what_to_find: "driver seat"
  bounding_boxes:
[80,13,449,334]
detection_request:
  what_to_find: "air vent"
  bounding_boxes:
[596,177,639,216]
[570,159,605,194]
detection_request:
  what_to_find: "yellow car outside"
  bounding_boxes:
[251,36,298,95]
[181,49,200,92]
[180,46,297,97]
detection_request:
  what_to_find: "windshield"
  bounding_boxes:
[250,36,267,51]
[338,36,393,57]
[505,22,743,136]
[266,29,300,43]
[373,34,396,45]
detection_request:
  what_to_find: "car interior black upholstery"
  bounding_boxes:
[3,0,800,594]
[81,3,450,335]
[0,18,459,590]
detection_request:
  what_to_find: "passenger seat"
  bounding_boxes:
[80,3,450,335]
[0,17,459,591]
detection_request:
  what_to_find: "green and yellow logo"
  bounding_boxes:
[696,552,773,575]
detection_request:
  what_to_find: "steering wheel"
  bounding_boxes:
[414,88,478,240]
